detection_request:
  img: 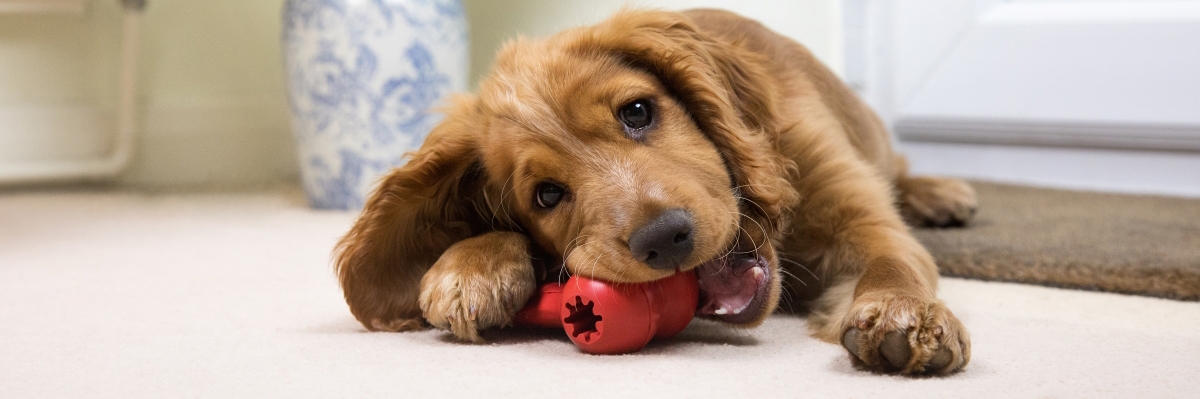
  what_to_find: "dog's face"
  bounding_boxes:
[451,13,794,326]
[478,51,739,284]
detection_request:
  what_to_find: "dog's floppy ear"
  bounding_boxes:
[334,97,494,331]
[577,9,798,236]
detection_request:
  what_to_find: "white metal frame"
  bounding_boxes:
[0,0,145,184]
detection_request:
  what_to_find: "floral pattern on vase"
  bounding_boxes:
[283,0,467,209]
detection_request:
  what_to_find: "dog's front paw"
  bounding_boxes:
[840,292,970,375]
[418,232,536,343]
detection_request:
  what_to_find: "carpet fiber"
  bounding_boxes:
[913,181,1200,300]
[2,189,1199,397]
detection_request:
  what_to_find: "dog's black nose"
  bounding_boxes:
[629,208,695,270]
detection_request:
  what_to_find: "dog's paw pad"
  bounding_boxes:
[842,329,860,359]
[842,330,913,371]
[926,346,953,370]
[879,331,911,369]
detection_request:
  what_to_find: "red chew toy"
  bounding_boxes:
[513,271,699,354]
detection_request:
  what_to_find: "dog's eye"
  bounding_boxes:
[618,99,653,130]
[535,182,565,209]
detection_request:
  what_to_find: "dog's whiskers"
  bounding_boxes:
[731,185,770,218]
[484,171,514,230]
[778,256,820,282]
[560,237,595,284]
[776,278,797,313]
[776,266,806,287]
[561,234,591,264]
[556,264,572,285]
[773,266,813,313]
[574,249,605,291]
[486,171,516,230]
[720,211,768,265]
[492,173,531,229]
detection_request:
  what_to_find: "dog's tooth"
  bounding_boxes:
[752,266,765,280]
[733,302,751,314]
[714,307,728,315]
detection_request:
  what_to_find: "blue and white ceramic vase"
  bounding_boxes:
[283,0,468,209]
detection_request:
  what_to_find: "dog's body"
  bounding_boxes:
[336,9,975,375]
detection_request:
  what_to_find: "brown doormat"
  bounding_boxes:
[912,181,1200,301]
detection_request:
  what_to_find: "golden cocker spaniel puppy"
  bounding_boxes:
[335,9,976,375]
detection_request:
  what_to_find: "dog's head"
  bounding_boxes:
[342,10,798,327]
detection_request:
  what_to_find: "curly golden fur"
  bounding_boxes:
[335,9,977,375]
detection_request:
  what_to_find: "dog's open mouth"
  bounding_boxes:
[693,253,772,324]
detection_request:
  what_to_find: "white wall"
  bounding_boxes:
[465,0,843,86]
[0,0,841,188]
[129,0,297,187]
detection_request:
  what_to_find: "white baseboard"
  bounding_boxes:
[895,117,1200,152]
[898,141,1200,198]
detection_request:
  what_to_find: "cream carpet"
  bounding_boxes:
[2,189,1198,398]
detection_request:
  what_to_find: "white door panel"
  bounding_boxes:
[852,0,1200,151]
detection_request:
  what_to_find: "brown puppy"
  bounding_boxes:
[334,9,976,375]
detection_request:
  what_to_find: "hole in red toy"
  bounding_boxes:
[564,296,602,340]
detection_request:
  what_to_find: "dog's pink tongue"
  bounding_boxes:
[696,256,766,317]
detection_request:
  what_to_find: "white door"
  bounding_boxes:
[845,0,1200,194]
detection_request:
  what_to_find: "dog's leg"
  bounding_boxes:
[892,156,978,227]
[800,230,971,375]
[783,149,970,375]
[811,257,971,375]
[418,231,537,343]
